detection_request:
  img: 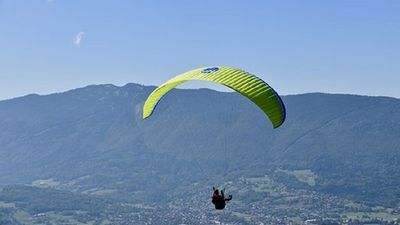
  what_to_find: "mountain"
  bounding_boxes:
[0,83,399,208]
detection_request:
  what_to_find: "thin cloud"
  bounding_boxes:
[47,0,54,3]
[74,32,85,46]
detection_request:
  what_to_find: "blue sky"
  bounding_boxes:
[1,0,399,100]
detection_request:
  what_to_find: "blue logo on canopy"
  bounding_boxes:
[201,67,219,74]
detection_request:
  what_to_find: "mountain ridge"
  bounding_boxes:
[0,83,399,206]
[3,82,399,103]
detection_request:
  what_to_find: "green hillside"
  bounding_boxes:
[0,84,399,209]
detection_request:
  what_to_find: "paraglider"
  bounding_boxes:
[212,187,232,210]
[142,66,286,128]
[142,66,286,209]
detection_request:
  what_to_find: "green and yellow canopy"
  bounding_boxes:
[142,66,286,128]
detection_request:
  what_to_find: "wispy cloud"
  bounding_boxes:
[47,0,54,3]
[74,32,85,46]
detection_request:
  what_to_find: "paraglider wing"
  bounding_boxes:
[142,66,286,128]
